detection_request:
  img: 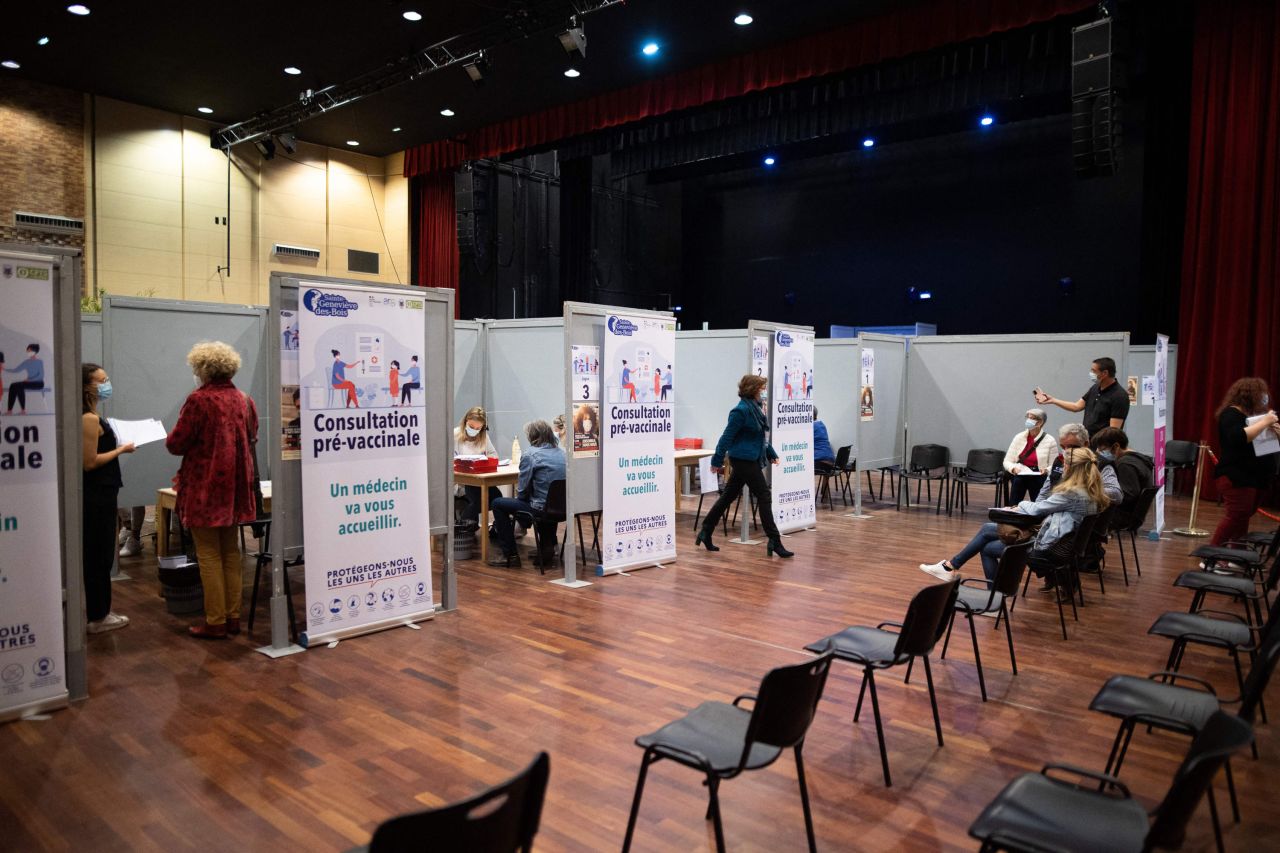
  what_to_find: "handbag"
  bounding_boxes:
[989,507,1040,545]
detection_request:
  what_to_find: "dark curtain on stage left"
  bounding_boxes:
[1175,0,1280,501]
[413,172,459,317]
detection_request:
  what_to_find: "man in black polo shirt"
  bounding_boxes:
[1034,356,1130,436]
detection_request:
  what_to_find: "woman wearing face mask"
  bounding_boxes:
[454,406,500,530]
[1003,408,1057,504]
[1023,447,1111,591]
[572,404,598,449]
[1210,378,1279,545]
[81,363,136,634]
[695,374,792,558]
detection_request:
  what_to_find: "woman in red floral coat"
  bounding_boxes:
[166,341,259,639]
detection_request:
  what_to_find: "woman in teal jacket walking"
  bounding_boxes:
[696,374,793,558]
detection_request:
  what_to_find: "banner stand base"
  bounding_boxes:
[729,537,763,546]
[596,562,664,577]
[552,578,593,589]
[844,513,874,519]
[1173,527,1210,538]
[254,643,306,659]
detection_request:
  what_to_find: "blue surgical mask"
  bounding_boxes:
[1098,449,1114,462]
[96,380,113,400]
[1089,371,1098,383]
[465,426,481,438]
[1024,418,1037,430]
[759,391,769,403]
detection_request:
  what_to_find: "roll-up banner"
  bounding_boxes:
[1152,333,1169,535]
[601,313,677,572]
[0,254,68,720]
[297,282,433,644]
[771,329,816,533]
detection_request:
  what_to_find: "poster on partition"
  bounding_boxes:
[0,254,68,719]
[772,329,816,533]
[573,402,600,458]
[297,282,433,643]
[571,344,600,401]
[860,347,875,421]
[601,313,677,571]
[280,309,301,460]
[1141,375,1155,406]
[1153,334,1169,534]
[751,335,769,378]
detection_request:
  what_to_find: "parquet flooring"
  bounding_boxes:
[1,492,1277,852]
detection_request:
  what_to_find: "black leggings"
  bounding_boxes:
[83,493,118,622]
[700,457,780,540]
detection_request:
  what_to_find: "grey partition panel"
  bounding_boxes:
[813,339,860,456]
[1125,345,1178,455]
[857,333,908,469]
[81,314,103,364]
[483,319,565,456]
[453,320,484,426]
[905,332,1129,459]
[103,296,269,509]
[674,329,748,445]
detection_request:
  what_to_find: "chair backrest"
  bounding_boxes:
[1238,618,1280,723]
[741,652,834,755]
[543,479,567,516]
[834,445,851,470]
[1146,712,1253,850]
[1070,513,1101,560]
[368,751,551,853]
[909,444,949,472]
[894,579,961,658]
[1120,486,1159,531]
[992,541,1032,598]
[1164,439,1199,467]
[964,448,1006,477]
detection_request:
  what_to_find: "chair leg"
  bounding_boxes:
[1117,534,1130,586]
[1054,574,1070,641]
[1001,602,1018,675]
[1224,758,1241,824]
[1102,720,1131,776]
[707,776,726,853]
[923,655,944,747]
[865,669,892,787]
[283,564,298,643]
[621,751,657,853]
[904,655,914,684]
[795,746,818,853]
[940,609,957,659]
[1110,721,1137,777]
[1129,530,1142,576]
[853,669,869,722]
[967,613,987,702]
[248,556,265,634]
[1206,784,1225,853]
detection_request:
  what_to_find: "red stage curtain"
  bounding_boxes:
[414,172,459,316]
[403,0,1093,177]
[1175,0,1280,497]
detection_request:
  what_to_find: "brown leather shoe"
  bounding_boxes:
[225,618,241,636]
[189,622,228,640]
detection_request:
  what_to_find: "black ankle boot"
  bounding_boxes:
[695,527,720,551]
[767,537,793,558]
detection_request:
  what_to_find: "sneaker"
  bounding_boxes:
[87,612,130,634]
[117,527,131,546]
[119,536,142,558]
[919,561,956,581]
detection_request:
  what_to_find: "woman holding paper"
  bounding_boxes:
[696,374,792,558]
[81,363,135,634]
[1210,378,1279,545]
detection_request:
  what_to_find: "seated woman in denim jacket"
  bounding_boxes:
[1018,447,1110,591]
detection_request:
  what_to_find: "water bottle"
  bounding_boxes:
[511,437,521,468]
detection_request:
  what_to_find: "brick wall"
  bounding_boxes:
[0,79,85,250]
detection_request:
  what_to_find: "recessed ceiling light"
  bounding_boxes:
[403,10,422,21]
[642,42,660,57]
[734,13,753,26]
[440,108,455,117]
[197,106,213,114]
[346,140,360,147]
[37,36,51,46]
[67,4,90,15]
[980,115,994,126]
[564,68,580,78]
[392,127,402,132]
[763,155,776,166]
[1,60,20,70]
[284,66,302,76]
[862,138,875,148]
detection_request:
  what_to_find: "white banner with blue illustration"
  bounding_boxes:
[297,282,433,644]
[770,328,816,533]
[0,254,68,720]
[601,313,677,573]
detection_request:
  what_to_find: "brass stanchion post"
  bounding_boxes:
[1174,441,1210,537]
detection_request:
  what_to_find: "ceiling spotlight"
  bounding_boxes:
[402,10,422,21]
[346,140,360,147]
[254,137,277,160]
[734,13,753,26]
[1,60,20,70]
[642,42,660,57]
[564,67,580,78]
[862,138,875,148]
[463,51,490,84]
[557,16,586,60]
[763,155,776,166]
[197,106,213,114]
[276,132,297,154]
[284,66,302,76]
[980,114,995,126]
[38,36,50,46]
[392,126,402,132]
[440,108,456,117]
[66,4,90,15]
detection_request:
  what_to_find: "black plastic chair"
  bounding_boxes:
[1191,526,1280,593]
[1174,546,1280,630]
[805,579,960,787]
[940,542,1031,701]
[815,445,852,510]
[359,752,550,853]
[1110,486,1159,583]
[968,711,1253,853]
[1164,439,1199,497]
[1088,611,1280,840]
[896,444,952,514]
[1076,505,1118,597]
[514,480,566,575]
[621,653,835,853]
[949,448,1007,515]
[1024,513,1101,641]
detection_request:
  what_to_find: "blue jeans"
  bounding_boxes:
[949,522,1006,581]
[491,496,557,559]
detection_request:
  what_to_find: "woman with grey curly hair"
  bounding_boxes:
[166,341,259,639]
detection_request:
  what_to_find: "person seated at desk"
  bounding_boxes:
[454,406,500,531]
[920,423,1120,582]
[812,406,836,470]
[1004,408,1058,504]
[488,420,566,569]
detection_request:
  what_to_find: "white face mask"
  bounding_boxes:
[465,425,481,438]
[193,374,201,387]
[1089,371,1098,383]
[1025,418,1038,429]
[582,420,593,432]
[1263,394,1270,407]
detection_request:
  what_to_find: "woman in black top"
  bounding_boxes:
[1210,377,1279,545]
[81,363,135,634]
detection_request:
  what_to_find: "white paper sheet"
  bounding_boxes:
[1246,415,1280,456]
[108,417,168,448]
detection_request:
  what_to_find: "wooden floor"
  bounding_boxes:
[2,490,1277,852]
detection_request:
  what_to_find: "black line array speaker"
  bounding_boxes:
[1071,18,1121,177]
